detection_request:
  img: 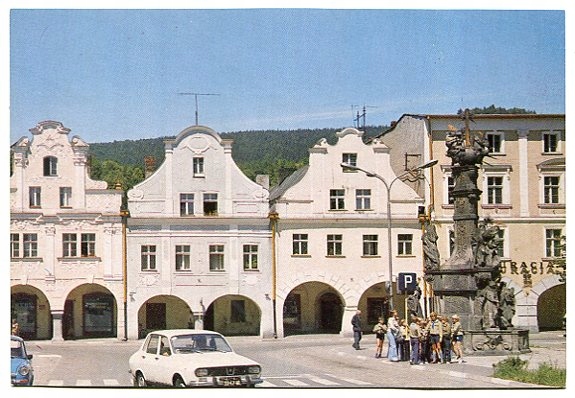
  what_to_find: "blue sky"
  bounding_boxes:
[8,6,567,144]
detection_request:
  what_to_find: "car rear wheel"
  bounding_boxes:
[173,375,186,388]
[134,372,147,387]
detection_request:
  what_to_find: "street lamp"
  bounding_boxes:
[340,159,437,310]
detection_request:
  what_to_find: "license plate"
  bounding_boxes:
[218,377,242,386]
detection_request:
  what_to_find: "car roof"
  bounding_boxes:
[147,329,223,338]
[11,335,24,343]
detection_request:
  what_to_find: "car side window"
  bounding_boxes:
[160,336,171,356]
[145,335,160,354]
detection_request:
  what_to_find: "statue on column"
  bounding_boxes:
[406,285,424,318]
[498,282,516,330]
[422,220,440,275]
[474,217,503,269]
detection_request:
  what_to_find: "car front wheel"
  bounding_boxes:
[173,375,186,388]
[134,372,147,387]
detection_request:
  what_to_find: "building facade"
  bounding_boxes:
[381,114,566,331]
[10,121,124,340]
[125,125,273,340]
[270,128,429,337]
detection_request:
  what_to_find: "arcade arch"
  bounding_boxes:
[11,285,51,340]
[204,294,261,336]
[63,284,118,339]
[283,282,345,336]
[137,295,192,338]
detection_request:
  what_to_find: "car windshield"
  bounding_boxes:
[11,340,25,359]
[171,334,232,354]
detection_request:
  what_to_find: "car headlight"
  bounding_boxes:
[18,365,31,376]
[247,365,261,375]
[195,368,209,377]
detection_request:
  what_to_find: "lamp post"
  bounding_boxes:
[341,160,437,310]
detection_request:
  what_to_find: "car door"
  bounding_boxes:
[154,335,175,385]
[139,334,161,384]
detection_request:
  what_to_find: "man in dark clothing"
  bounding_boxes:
[351,310,362,350]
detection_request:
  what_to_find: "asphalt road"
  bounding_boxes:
[24,331,565,389]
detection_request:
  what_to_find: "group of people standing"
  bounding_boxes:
[352,309,465,365]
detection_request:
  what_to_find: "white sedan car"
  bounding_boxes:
[129,329,263,388]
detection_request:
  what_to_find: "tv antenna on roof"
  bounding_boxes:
[177,92,220,126]
[353,105,377,130]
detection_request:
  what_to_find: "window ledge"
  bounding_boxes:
[361,255,381,259]
[326,255,346,258]
[481,204,512,209]
[397,255,416,258]
[11,257,43,262]
[242,269,260,272]
[292,254,312,258]
[58,256,102,262]
[541,152,563,156]
[538,203,565,209]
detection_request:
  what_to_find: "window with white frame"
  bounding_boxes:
[60,187,72,208]
[243,245,258,270]
[363,235,378,256]
[342,153,357,167]
[543,131,560,153]
[292,234,308,255]
[203,193,218,216]
[330,189,345,210]
[543,176,560,204]
[397,234,413,256]
[327,234,343,256]
[180,193,194,216]
[486,176,504,204]
[193,157,204,176]
[447,175,455,205]
[80,233,96,257]
[11,234,20,258]
[496,228,506,258]
[43,156,58,176]
[62,233,78,257]
[23,234,38,258]
[545,229,563,258]
[175,245,191,271]
[485,132,504,154]
[209,244,225,271]
[141,245,157,271]
[29,187,41,208]
[356,189,371,210]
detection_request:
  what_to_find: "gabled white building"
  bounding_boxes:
[10,121,124,340]
[126,125,272,339]
[270,128,428,337]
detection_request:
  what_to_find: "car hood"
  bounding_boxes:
[171,351,259,368]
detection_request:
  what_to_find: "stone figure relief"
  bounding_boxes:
[421,219,440,273]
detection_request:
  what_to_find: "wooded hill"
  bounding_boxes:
[89,126,387,190]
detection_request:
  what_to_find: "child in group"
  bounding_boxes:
[372,316,387,358]
[451,314,465,363]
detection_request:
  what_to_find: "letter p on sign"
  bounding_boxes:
[398,272,417,293]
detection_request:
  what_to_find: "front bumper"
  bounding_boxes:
[11,374,33,386]
[191,375,263,387]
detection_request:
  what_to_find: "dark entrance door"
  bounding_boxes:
[319,292,343,333]
[146,303,166,330]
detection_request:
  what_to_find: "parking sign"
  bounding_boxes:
[398,272,417,293]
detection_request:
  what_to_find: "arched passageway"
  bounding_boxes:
[283,282,344,336]
[64,284,117,339]
[537,283,566,331]
[137,295,192,338]
[11,285,52,340]
[204,295,261,336]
